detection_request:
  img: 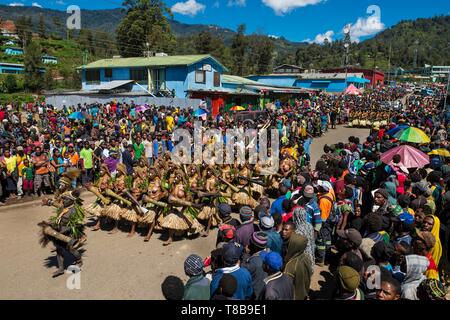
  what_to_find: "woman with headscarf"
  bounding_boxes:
[292,202,315,269]
[422,215,443,277]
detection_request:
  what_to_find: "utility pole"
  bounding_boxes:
[82,49,88,65]
[343,25,351,89]
[444,70,450,111]
[387,42,392,86]
[413,40,419,69]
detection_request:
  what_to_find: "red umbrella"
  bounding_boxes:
[380,145,430,168]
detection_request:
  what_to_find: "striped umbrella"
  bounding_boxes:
[394,127,431,144]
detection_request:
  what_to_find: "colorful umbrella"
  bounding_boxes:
[193,108,208,117]
[135,105,150,112]
[380,145,430,168]
[230,106,245,111]
[386,125,409,137]
[68,111,86,120]
[428,149,450,157]
[394,127,431,144]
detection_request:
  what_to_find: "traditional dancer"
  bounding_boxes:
[161,170,203,246]
[141,167,168,241]
[38,169,86,278]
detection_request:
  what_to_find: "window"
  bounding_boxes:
[85,69,100,84]
[130,68,147,84]
[213,72,220,87]
[151,68,166,92]
[104,68,112,79]
[195,70,206,84]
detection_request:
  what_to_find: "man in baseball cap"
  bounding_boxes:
[217,203,240,228]
[259,251,294,300]
[336,228,363,260]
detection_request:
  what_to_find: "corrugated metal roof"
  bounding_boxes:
[222,74,262,85]
[80,54,228,72]
[90,80,135,91]
[298,72,364,80]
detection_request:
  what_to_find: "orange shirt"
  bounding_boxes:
[33,154,49,175]
[68,152,79,166]
[63,126,71,136]
[319,191,336,221]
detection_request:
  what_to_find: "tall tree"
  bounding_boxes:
[43,68,54,90]
[194,31,213,54]
[52,16,63,37]
[16,16,32,47]
[39,13,46,39]
[78,29,95,55]
[24,40,43,92]
[231,24,247,76]
[116,0,175,57]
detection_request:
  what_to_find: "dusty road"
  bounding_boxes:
[0,126,369,300]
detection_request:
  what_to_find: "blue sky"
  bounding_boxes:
[2,0,450,42]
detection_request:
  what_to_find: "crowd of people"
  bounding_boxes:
[159,87,449,301]
[1,84,449,300]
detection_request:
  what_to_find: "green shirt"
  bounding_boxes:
[22,166,33,180]
[80,148,94,169]
[133,143,145,160]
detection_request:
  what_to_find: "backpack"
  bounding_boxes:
[319,195,339,225]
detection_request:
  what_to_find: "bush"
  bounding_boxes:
[3,75,18,93]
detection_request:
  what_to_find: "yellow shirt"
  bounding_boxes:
[166,116,175,132]
[18,162,25,177]
[5,156,17,174]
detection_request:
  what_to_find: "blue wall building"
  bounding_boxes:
[248,72,370,93]
[0,62,45,74]
[79,54,228,98]
[4,47,23,55]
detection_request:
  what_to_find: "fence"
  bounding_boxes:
[44,93,202,109]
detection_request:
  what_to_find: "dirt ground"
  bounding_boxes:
[0,126,369,300]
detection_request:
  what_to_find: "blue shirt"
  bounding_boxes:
[167,140,173,152]
[303,138,312,156]
[305,198,321,226]
[270,195,286,215]
[152,140,159,158]
[211,266,253,300]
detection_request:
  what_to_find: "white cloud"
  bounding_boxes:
[262,0,323,15]
[213,0,220,8]
[345,6,385,42]
[8,2,24,6]
[304,30,334,44]
[228,0,246,6]
[171,0,206,16]
[55,0,66,5]
[32,2,42,7]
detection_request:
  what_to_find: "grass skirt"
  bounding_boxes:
[103,204,123,221]
[84,203,104,217]
[232,192,258,208]
[139,210,156,225]
[121,209,140,223]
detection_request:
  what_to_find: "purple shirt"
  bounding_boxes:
[235,221,255,248]
[104,157,119,173]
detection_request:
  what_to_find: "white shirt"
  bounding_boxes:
[143,139,153,158]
